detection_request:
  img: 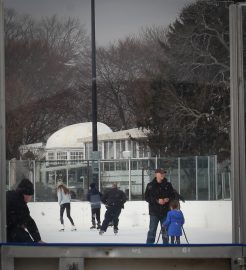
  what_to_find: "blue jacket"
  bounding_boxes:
[87,187,102,209]
[163,209,184,237]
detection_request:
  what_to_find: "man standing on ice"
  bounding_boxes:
[145,168,175,244]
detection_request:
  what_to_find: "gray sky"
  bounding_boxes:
[5,0,193,46]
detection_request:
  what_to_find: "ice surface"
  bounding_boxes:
[28,200,232,244]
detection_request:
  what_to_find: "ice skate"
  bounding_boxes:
[99,230,104,235]
[114,228,118,235]
[71,225,77,231]
[90,225,96,229]
[59,225,65,232]
[96,224,101,230]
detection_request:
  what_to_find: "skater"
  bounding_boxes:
[87,183,102,229]
[57,181,76,231]
[145,168,175,244]
[6,178,45,243]
[162,199,185,244]
[99,182,126,235]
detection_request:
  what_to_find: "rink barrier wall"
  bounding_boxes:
[1,244,246,270]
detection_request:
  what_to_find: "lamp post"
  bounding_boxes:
[91,0,99,187]
[91,0,97,152]
[0,0,6,242]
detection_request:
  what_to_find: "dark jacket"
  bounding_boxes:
[6,190,41,242]
[87,187,102,209]
[145,177,175,217]
[102,188,127,209]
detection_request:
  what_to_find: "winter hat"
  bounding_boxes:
[155,168,167,174]
[17,178,34,195]
[90,183,96,188]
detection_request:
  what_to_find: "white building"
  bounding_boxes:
[45,122,149,162]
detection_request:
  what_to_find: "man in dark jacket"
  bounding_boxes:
[6,178,44,243]
[99,182,127,235]
[145,168,175,244]
[87,183,102,229]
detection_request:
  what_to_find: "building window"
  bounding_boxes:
[104,141,114,159]
[70,151,84,162]
[116,140,126,159]
[47,152,55,160]
[132,141,137,158]
[57,151,67,164]
[139,142,149,158]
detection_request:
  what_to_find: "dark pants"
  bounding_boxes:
[60,203,74,225]
[101,206,122,232]
[7,227,34,243]
[91,207,101,225]
[171,236,180,244]
[146,215,168,244]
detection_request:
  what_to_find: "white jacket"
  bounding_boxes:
[57,189,71,205]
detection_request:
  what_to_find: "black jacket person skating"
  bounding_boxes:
[6,178,43,243]
[99,183,127,234]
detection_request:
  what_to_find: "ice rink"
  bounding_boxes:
[28,200,232,244]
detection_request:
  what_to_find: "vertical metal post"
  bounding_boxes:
[91,0,97,152]
[0,0,6,242]
[98,159,101,192]
[215,155,218,200]
[178,157,181,194]
[33,160,36,202]
[195,156,198,200]
[142,167,144,200]
[128,157,131,200]
[208,156,211,200]
[91,0,99,188]
[230,3,246,243]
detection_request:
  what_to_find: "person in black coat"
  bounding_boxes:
[6,178,44,243]
[145,168,175,244]
[87,183,102,229]
[99,182,127,235]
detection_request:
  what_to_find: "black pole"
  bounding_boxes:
[91,0,98,152]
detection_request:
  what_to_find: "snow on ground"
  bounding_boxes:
[28,200,232,244]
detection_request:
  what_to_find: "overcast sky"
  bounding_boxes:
[5,0,193,46]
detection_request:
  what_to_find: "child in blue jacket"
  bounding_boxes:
[162,199,185,244]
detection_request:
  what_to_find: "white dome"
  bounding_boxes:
[46,122,112,149]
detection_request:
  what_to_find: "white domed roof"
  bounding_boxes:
[46,122,112,149]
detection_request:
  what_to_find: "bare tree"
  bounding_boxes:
[5,9,90,158]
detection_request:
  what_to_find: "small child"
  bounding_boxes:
[162,199,185,244]
[87,183,102,229]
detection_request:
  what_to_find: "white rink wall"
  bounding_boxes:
[28,200,232,244]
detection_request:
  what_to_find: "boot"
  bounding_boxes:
[90,224,96,229]
[96,223,101,230]
[59,224,65,232]
[71,225,77,231]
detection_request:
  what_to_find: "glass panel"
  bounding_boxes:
[4,0,233,244]
[180,157,196,200]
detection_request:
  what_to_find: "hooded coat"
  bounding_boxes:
[163,209,185,236]
[6,190,41,242]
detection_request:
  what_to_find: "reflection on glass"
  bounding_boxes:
[5,0,232,244]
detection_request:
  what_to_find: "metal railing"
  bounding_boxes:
[6,156,231,202]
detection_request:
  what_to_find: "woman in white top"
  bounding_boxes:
[57,182,76,231]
